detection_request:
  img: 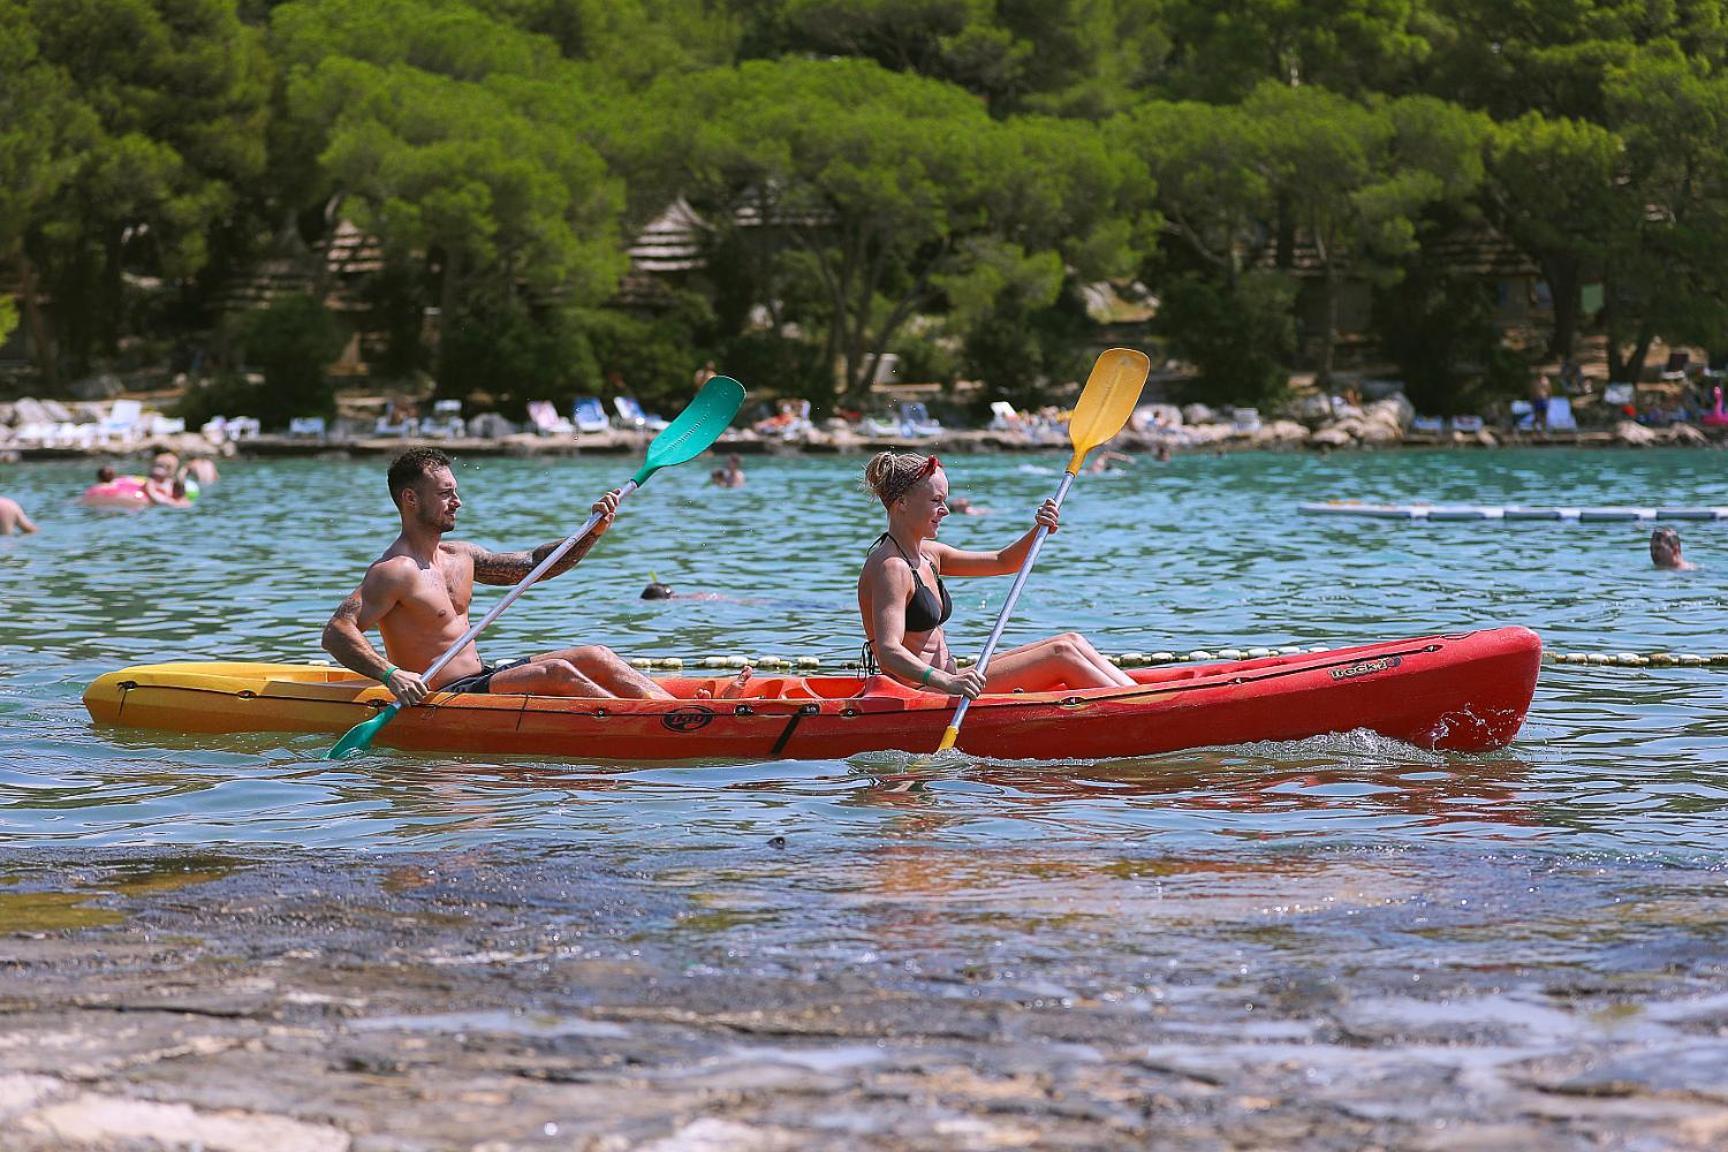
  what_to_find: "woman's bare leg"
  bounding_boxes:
[981,633,1134,693]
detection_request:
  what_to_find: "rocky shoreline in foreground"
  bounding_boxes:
[4,844,1726,1151]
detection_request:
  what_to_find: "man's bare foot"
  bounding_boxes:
[718,666,755,699]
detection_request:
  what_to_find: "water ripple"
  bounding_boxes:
[1,449,1724,851]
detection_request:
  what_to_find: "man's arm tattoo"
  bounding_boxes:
[330,590,363,625]
[470,534,600,587]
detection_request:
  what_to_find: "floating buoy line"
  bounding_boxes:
[1301,502,1728,522]
[626,647,1728,672]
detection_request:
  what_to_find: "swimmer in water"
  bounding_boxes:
[1086,449,1133,475]
[1650,526,1696,571]
[142,452,192,507]
[709,453,746,488]
[0,495,37,535]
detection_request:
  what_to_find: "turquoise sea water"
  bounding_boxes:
[1,447,1724,854]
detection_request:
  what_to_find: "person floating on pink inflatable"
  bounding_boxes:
[82,454,192,509]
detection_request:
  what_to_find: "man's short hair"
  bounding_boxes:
[388,447,453,506]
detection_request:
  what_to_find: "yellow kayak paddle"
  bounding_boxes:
[935,347,1150,753]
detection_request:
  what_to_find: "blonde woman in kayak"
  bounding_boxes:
[858,451,1134,699]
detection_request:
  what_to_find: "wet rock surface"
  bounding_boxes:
[2,845,1727,1150]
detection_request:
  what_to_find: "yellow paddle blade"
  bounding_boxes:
[1066,348,1151,474]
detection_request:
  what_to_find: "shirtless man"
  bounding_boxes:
[1650,526,1697,571]
[322,448,674,704]
[0,495,36,535]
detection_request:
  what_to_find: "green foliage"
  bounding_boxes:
[958,287,1092,409]
[1599,50,1728,363]
[14,0,269,377]
[10,0,1728,420]
[237,293,345,423]
[438,297,705,415]
[1109,98,1270,275]
[1158,271,1298,407]
[716,330,829,401]
[440,295,588,414]
[1373,250,1520,414]
[664,56,1146,400]
[0,1,95,251]
[1157,0,1430,101]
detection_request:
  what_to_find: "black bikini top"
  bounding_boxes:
[877,533,952,633]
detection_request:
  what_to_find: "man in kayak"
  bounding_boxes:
[322,447,674,704]
[857,451,1134,698]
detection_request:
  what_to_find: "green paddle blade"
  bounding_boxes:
[327,702,400,759]
[634,375,746,484]
[1065,349,1151,474]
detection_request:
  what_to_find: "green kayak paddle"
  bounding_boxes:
[327,375,747,759]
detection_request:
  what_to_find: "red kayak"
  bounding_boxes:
[84,627,1541,761]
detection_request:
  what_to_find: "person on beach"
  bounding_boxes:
[694,360,718,389]
[709,453,746,488]
[0,495,37,535]
[1529,376,1552,432]
[857,451,1135,699]
[1650,527,1696,571]
[322,447,675,704]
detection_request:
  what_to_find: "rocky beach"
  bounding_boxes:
[6,845,1728,1152]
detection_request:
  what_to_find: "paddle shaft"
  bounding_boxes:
[417,478,638,687]
[937,470,1076,749]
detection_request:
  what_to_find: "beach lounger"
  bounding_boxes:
[1450,415,1484,433]
[526,400,574,436]
[289,416,327,440]
[1546,397,1578,431]
[613,396,669,431]
[97,399,144,447]
[899,401,941,437]
[1509,401,1535,431]
[573,397,610,434]
[1410,416,1443,434]
[418,399,465,438]
[987,401,1024,432]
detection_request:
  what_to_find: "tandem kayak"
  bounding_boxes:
[83,627,1541,762]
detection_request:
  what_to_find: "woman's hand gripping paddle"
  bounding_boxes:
[933,349,1149,754]
[326,376,747,759]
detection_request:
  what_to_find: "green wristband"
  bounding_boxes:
[381,665,398,685]
[919,665,935,687]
